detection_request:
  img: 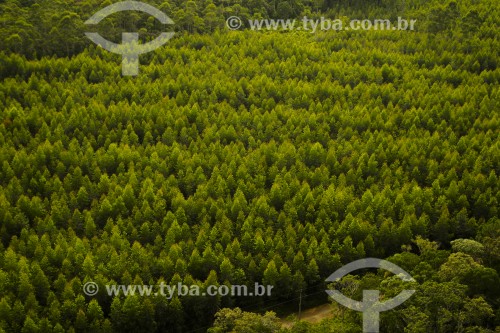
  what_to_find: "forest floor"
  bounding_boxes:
[280,303,335,328]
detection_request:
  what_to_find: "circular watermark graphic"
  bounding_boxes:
[226,16,243,30]
[83,281,99,296]
[84,1,175,76]
[325,258,416,333]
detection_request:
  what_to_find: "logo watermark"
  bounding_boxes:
[226,16,243,30]
[325,258,415,333]
[83,281,273,299]
[84,1,175,76]
[227,16,417,32]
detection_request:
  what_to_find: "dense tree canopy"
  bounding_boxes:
[0,0,498,332]
[0,0,498,57]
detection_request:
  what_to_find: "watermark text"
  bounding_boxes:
[227,16,417,32]
[83,281,273,299]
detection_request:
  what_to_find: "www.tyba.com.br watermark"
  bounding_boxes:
[226,16,417,32]
[83,281,273,299]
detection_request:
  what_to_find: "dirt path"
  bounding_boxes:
[280,303,335,328]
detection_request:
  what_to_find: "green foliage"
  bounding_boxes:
[0,0,498,58]
[209,307,281,333]
[0,0,498,332]
[451,238,485,260]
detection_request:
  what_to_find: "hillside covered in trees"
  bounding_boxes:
[0,0,499,332]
